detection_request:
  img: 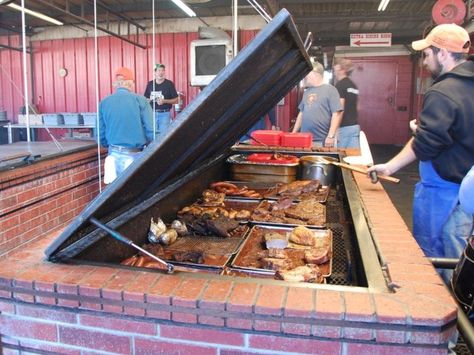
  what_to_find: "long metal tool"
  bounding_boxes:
[89,217,174,273]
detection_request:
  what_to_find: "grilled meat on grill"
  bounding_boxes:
[289,226,317,246]
[201,189,226,207]
[261,257,294,271]
[257,248,289,259]
[264,232,289,249]
[172,251,204,264]
[275,264,323,283]
[304,247,330,264]
[180,214,239,238]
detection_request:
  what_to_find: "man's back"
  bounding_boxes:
[99,88,153,148]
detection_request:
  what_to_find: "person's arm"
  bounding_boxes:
[368,137,417,176]
[141,99,155,142]
[324,86,344,147]
[98,104,108,147]
[324,111,343,147]
[292,111,303,133]
[143,81,151,99]
[158,80,179,105]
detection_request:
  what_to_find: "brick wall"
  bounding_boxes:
[0,148,102,259]
[0,153,458,354]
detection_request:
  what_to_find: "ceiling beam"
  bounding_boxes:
[294,13,432,24]
[32,0,147,49]
[91,0,146,31]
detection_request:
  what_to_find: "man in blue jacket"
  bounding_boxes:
[369,24,474,272]
[99,67,154,184]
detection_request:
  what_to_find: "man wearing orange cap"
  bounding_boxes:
[98,67,154,184]
[369,24,474,279]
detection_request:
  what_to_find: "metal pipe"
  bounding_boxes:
[457,308,474,353]
[428,257,459,269]
[89,217,174,273]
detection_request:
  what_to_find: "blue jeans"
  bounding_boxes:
[155,111,171,139]
[108,149,142,177]
[337,124,360,149]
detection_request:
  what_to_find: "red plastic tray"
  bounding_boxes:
[247,153,299,164]
[250,130,283,146]
[280,132,313,148]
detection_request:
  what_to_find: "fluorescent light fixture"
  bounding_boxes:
[378,0,390,12]
[170,0,196,17]
[8,3,63,25]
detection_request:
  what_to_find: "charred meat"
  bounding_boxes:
[275,264,323,283]
[172,251,204,264]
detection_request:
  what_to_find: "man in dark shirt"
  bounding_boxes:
[369,24,474,279]
[144,63,179,140]
[334,58,360,149]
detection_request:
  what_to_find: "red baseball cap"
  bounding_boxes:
[115,67,134,81]
[412,24,471,53]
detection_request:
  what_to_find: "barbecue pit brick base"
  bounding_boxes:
[0,150,457,354]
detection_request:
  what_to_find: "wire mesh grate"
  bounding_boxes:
[326,223,351,285]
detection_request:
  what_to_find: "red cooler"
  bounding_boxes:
[281,132,313,148]
[250,130,283,146]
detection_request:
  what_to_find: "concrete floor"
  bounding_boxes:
[370,144,419,230]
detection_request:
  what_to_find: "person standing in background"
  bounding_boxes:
[292,61,342,147]
[99,67,154,184]
[368,24,474,280]
[333,58,360,149]
[144,63,179,139]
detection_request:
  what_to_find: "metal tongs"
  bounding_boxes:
[90,217,174,274]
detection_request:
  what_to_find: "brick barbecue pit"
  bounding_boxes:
[0,161,458,354]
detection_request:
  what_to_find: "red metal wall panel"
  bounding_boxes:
[1,30,304,141]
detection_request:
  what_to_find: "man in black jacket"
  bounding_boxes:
[369,24,474,275]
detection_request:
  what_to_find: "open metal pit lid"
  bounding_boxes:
[45,8,313,260]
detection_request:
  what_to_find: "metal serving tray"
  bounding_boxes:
[231,225,332,279]
[250,199,326,228]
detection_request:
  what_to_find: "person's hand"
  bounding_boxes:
[324,136,335,148]
[409,119,418,133]
[367,163,394,177]
[157,98,164,105]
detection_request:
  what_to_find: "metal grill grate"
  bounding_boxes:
[326,223,351,285]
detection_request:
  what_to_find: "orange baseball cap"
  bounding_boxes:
[115,67,134,81]
[412,23,471,53]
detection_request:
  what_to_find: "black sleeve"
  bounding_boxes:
[412,90,456,160]
[335,81,346,99]
[143,81,151,99]
[168,80,178,99]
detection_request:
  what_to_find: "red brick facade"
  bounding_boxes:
[0,149,102,259]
